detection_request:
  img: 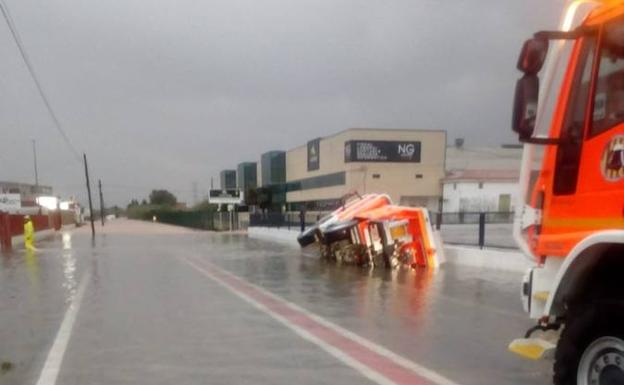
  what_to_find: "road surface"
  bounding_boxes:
[0,219,551,385]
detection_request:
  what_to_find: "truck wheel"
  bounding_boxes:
[297,226,317,247]
[554,304,624,385]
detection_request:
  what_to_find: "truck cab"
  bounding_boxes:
[510,1,624,384]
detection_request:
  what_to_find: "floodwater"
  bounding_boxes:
[0,219,551,385]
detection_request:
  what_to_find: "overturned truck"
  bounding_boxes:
[297,193,443,268]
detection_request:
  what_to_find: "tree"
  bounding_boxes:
[149,189,177,206]
[194,199,218,212]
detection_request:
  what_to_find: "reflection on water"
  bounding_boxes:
[61,232,77,304]
[25,248,40,290]
[63,232,72,250]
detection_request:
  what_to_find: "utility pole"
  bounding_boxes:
[83,153,95,238]
[210,177,214,190]
[98,179,105,226]
[31,139,38,187]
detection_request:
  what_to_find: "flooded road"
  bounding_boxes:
[0,219,550,385]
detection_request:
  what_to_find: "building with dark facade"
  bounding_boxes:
[259,151,286,187]
[219,170,237,190]
[236,162,257,190]
[254,151,286,210]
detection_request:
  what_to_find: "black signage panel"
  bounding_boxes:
[209,189,241,198]
[344,140,421,163]
[307,138,320,171]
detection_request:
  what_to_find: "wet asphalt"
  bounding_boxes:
[0,219,551,385]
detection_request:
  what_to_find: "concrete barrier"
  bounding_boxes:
[444,245,530,272]
[247,227,300,246]
[247,226,531,272]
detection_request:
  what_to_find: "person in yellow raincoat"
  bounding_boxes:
[24,215,35,251]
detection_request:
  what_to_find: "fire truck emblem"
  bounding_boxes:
[602,135,624,181]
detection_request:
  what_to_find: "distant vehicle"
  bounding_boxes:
[509,1,624,384]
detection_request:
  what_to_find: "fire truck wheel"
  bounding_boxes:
[297,227,316,247]
[554,304,624,385]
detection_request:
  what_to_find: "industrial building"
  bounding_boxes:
[219,170,236,190]
[258,151,286,187]
[222,131,523,215]
[0,181,53,207]
[285,128,446,211]
[442,141,522,213]
[236,162,257,191]
[442,169,520,212]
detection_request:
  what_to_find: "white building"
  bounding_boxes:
[442,169,520,212]
[441,140,522,213]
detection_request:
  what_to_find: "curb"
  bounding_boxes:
[247,226,531,273]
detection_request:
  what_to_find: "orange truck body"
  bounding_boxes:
[298,193,441,268]
[354,205,438,268]
[527,3,624,260]
[297,193,392,247]
[509,1,624,375]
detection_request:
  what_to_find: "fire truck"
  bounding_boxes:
[509,1,624,384]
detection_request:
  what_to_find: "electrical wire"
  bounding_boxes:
[0,0,82,162]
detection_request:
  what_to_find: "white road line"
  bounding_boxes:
[35,272,90,385]
[211,259,460,385]
[182,256,461,385]
[180,257,397,385]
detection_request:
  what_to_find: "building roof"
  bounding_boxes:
[0,180,53,194]
[445,145,522,171]
[443,169,520,183]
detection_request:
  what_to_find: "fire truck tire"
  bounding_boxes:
[554,303,624,385]
[297,227,317,247]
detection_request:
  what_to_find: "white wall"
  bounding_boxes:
[442,181,518,212]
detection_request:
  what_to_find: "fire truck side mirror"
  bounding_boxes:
[512,75,539,141]
[517,37,548,75]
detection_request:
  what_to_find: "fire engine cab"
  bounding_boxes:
[509,1,624,384]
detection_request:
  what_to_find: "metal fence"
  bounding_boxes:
[142,210,241,231]
[249,211,517,249]
[249,212,319,231]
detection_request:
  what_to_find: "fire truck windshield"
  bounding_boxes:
[591,20,624,137]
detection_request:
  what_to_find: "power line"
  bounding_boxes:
[0,1,82,162]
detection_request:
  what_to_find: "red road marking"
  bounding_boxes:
[184,256,457,385]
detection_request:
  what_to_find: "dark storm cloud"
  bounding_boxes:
[0,0,564,205]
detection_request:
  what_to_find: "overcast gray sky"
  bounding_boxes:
[0,0,564,206]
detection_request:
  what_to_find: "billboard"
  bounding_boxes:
[208,189,244,205]
[0,193,21,212]
[344,140,421,163]
[307,138,320,171]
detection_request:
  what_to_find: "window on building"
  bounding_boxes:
[453,183,457,190]
[372,174,381,179]
[287,172,346,192]
[478,182,484,189]
[415,174,423,179]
